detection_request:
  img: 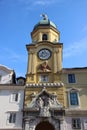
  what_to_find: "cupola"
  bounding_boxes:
[31,14,60,43]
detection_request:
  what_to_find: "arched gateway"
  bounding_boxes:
[24,88,64,130]
[35,121,54,130]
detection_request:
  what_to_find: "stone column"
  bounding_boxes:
[31,53,34,74]
[25,121,29,130]
[54,51,57,73]
[54,119,60,130]
[56,51,59,72]
[54,48,59,72]
[31,52,36,74]
[60,119,64,130]
[28,52,32,74]
[48,32,51,41]
[39,32,42,42]
[27,52,30,73]
[57,49,62,71]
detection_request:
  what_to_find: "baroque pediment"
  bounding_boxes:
[27,88,63,109]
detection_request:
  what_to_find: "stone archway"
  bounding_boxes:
[35,121,55,130]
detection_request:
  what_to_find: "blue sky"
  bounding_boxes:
[0,0,87,77]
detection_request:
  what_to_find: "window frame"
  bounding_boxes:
[10,92,19,103]
[40,75,49,82]
[72,118,81,129]
[42,34,48,41]
[7,113,16,124]
[70,91,78,105]
[68,89,80,108]
[0,75,2,82]
[68,74,76,83]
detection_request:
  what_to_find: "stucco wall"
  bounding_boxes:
[0,88,24,129]
[61,70,87,109]
[65,117,87,130]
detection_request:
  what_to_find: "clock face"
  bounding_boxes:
[38,49,51,60]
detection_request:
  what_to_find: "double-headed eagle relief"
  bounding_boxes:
[27,88,63,117]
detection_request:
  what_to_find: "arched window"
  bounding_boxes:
[42,34,48,40]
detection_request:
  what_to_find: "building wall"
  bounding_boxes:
[65,117,87,130]
[31,27,60,43]
[61,69,87,109]
[0,65,15,84]
[24,86,66,108]
[26,43,63,84]
[0,86,24,129]
[0,70,13,84]
[61,70,87,85]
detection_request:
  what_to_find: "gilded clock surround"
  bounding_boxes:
[37,48,52,60]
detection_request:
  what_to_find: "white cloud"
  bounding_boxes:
[33,0,58,6]
[63,37,87,58]
[0,0,66,8]
[17,0,65,8]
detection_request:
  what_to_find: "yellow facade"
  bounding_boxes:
[61,68,87,109]
[31,26,60,43]
[24,86,66,107]
[25,16,66,108]
[26,42,63,83]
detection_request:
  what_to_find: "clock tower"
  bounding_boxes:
[24,15,66,130]
[26,14,63,84]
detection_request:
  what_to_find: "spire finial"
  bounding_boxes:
[40,14,48,20]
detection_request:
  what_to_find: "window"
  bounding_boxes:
[42,34,48,40]
[84,119,87,129]
[70,92,78,105]
[17,79,25,85]
[12,93,18,102]
[68,74,76,83]
[40,75,48,82]
[8,113,16,123]
[10,93,18,102]
[68,89,80,108]
[72,118,81,129]
[0,75,2,81]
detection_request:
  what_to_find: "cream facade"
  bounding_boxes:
[62,68,87,109]
[0,65,16,84]
[0,85,24,130]
[61,68,87,130]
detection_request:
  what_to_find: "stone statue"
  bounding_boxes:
[40,14,48,20]
[39,61,51,72]
[40,106,50,117]
[36,97,43,108]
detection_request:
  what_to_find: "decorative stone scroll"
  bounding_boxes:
[27,88,63,117]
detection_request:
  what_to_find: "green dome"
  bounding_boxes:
[33,15,57,30]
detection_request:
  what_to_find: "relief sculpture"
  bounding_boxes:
[27,89,63,117]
